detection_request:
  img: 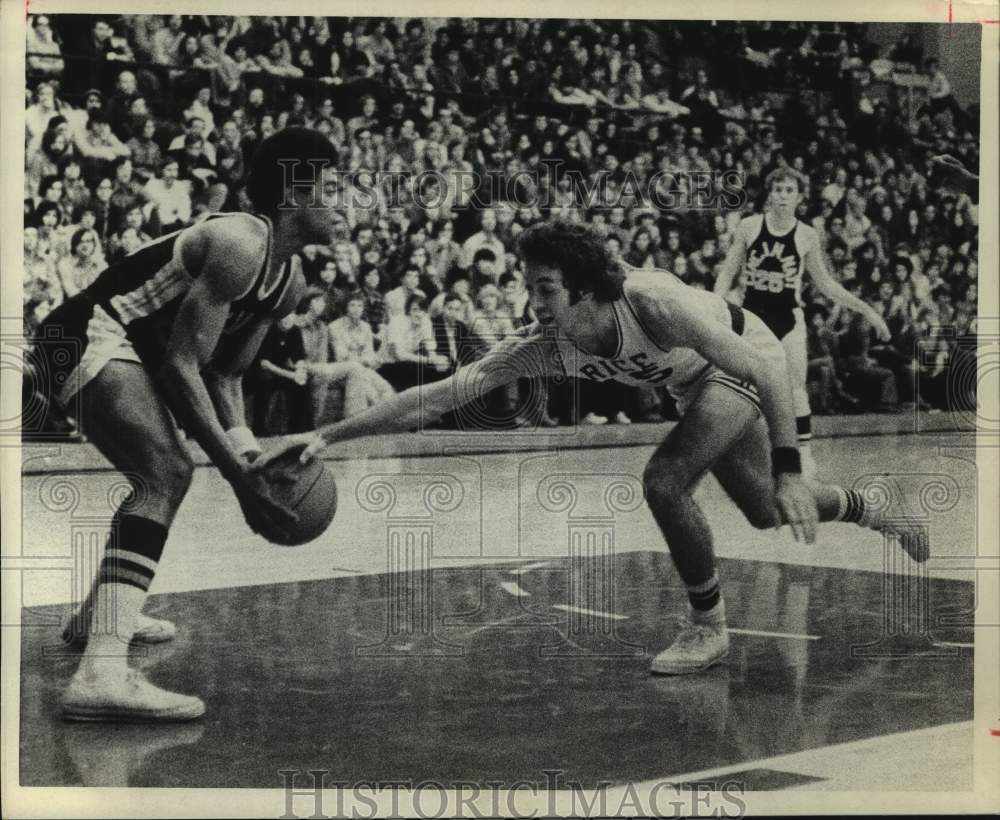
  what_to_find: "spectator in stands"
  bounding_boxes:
[358,263,387,336]
[922,58,966,125]
[106,70,140,141]
[75,113,130,183]
[110,204,153,258]
[843,189,872,251]
[469,247,500,290]
[19,16,982,436]
[499,271,531,326]
[821,167,848,208]
[379,294,449,392]
[168,116,217,165]
[385,264,427,320]
[108,156,151,230]
[470,283,515,347]
[31,200,66,257]
[329,293,397,407]
[462,208,506,274]
[624,228,657,269]
[427,291,484,434]
[334,29,374,82]
[27,15,65,77]
[144,157,192,233]
[58,156,91,217]
[257,36,304,78]
[295,288,373,424]
[687,237,721,289]
[25,83,64,157]
[253,312,311,436]
[56,227,105,299]
[26,130,71,201]
[24,224,61,308]
[170,134,218,193]
[347,95,381,139]
[85,177,115,246]
[127,118,163,173]
[806,304,857,414]
[838,303,899,413]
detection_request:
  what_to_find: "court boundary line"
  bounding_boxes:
[20,417,977,476]
[647,720,974,789]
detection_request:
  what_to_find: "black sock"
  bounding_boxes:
[687,574,721,612]
[796,414,812,450]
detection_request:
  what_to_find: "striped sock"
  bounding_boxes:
[834,488,880,529]
[97,513,168,593]
[687,573,721,612]
[796,415,812,447]
[796,416,813,461]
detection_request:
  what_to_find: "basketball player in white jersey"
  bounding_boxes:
[713,167,891,475]
[28,128,342,721]
[262,220,925,676]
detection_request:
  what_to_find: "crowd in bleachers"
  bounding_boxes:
[23,15,980,436]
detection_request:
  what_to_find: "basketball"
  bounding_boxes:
[257,451,338,546]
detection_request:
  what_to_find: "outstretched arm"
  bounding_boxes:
[803,237,891,341]
[260,328,554,463]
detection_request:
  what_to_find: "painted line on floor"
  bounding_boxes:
[933,640,975,649]
[552,604,628,621]
[729,628,821,641]
[650,720,973,788]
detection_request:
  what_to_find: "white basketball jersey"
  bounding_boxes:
[550,270,743,398]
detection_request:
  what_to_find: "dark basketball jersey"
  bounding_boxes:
[740,214,810,338]
[81,212,294,372]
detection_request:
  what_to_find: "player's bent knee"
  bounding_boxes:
[642,462,687,506]
[146,447,195,503]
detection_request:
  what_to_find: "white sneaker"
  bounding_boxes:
[581,412,608,425]
[62,669,205,722]
[651,610,729,675]
[613,411,632,425]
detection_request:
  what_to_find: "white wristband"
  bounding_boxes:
[227,426,261,459]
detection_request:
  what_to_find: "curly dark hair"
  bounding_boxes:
[246,126,339,215]
[516,220,625,303]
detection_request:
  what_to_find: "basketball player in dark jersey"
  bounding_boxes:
[714,167,891,475]
[262,221,926,676]
[28,128,342,721]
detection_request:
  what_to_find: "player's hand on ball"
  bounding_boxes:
[252,433,315,470]
[298,434,328,463]
[775,474,818,544]
[232,469,299,537]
